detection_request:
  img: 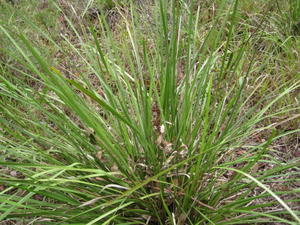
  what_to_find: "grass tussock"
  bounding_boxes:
[0,0,299,224]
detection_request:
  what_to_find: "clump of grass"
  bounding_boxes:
[0,0,299,224]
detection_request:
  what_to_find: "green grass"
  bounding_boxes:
[0,0,299,224]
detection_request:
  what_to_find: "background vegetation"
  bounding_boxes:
[0,0,299,224]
